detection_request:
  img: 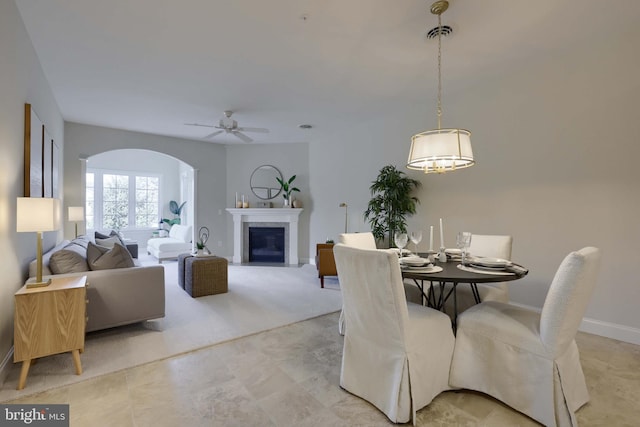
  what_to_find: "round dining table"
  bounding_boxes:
[401,258,526,331]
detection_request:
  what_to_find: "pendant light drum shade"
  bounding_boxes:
[407,128,474,173]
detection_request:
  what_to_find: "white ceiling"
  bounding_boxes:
[15,0,640,145]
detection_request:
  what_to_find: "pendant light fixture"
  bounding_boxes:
[407,0,474,174]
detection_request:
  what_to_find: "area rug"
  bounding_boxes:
[0,257,342,401]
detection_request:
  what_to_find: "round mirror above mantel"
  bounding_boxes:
[250,165,283,200]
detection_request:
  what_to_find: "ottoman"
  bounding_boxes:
[178,254,228,297]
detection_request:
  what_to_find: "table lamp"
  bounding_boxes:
[17,197,61,288]
[68,206,85,238]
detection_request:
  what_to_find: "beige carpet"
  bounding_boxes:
[0,256,342,401]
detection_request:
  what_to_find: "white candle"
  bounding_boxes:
[439,218,444,248]
[429,225,434,251]
[242,194,245,203]
[235,192,238,205]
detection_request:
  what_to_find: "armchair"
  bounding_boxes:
[315,243,337,288]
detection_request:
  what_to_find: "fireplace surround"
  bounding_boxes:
[227,208,303,265]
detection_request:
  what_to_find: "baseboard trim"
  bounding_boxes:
[510,302,640,345]
[0,346,14,387]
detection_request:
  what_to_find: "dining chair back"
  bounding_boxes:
[334,244,454,424]
[540,246,601,357]
[468,234,513,260]
[441,234,513,317]
[450,247,601,427]
[339,232,376,249]
[336,231,377,335]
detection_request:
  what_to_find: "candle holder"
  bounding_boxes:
[438,247,447,263]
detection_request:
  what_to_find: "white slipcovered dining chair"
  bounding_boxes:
[438,234,512,318]
[337,232,377,335]
[334,244,455,424]
[449,247,601,427]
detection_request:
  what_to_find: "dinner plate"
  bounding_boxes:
[400,257,430,266]
[402,265,442,274]
[470,257,512,268]
[445,248,462,255]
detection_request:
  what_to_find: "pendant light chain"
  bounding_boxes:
[436,12,442,130]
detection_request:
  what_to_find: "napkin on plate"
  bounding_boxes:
[504,263,529,276]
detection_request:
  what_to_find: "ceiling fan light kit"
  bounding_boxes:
[185,110,269,143]
[407,0,475,174]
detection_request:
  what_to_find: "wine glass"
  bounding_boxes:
[410,230,423,253]
[456,231,472,264]
[394,232,408,259]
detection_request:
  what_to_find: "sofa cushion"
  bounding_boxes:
[95,236,121,248]
[49,249,90,274]
[169,225,192,243]
[87,242,135,270]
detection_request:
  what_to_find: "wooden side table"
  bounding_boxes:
[14,275,87,390]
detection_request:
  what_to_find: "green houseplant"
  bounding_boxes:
[364,165,421,247]
[162,200,186,228]
[276,175,300,206]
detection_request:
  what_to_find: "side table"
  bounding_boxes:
[14,275,87,390]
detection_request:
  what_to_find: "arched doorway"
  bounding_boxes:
[82,149,196,250]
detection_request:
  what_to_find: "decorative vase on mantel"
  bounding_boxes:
[283,198,290,208]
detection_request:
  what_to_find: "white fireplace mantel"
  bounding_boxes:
[226,208,303,265]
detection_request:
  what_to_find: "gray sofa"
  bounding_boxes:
[29,239,165,332]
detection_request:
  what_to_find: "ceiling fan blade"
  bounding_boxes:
[233,131,253,143]
[236,127,269,134]
[184,122,215,128]
[204,130,225,139]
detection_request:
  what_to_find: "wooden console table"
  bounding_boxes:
[14,275,87,390]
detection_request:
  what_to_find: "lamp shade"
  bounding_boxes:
[68,206,85,222]
[407,128,474,173]
[17,197,61,232]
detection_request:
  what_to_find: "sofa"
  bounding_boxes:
[29,238,165,333]
[147,224,193,263]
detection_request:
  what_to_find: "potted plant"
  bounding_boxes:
[161,200,186,229]
[364,165,421,247]
[276,175,300,207]
[196,226,210,256]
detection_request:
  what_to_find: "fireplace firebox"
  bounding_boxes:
[248,227,285,263]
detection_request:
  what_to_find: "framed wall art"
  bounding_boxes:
[24,103,44,197]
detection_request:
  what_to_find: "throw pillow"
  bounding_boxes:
[95,230,125,246]
[95,236,121,248]
[49,249,90,274]
[87,242,135,270]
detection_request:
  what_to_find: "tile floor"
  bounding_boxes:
[6,312,640,426]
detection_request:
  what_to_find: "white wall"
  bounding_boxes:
[0,0,64,383]
[64,123,228,254]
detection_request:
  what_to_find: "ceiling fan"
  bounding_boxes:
[185,110,269,143]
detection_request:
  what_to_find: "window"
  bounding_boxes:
[135,176,159,228]
[87,169,160,231]
[86,172,95,229]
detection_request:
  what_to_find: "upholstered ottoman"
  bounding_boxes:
[178,254,228,297]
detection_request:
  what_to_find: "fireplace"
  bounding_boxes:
[227,208,303,265]
[249,227,285,263]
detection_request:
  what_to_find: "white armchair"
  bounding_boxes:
[449,247,601,427]
[334,244,454,424]
[147,224,192,263]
